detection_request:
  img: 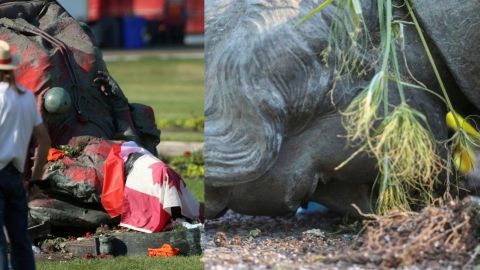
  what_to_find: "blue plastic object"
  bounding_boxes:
[123,16,147,49]
[296,201,329,215]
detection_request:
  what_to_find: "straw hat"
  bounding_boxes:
[0,40,17,70]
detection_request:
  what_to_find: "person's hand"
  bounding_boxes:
[93,71,121,97]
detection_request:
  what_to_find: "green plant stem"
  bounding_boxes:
[380,0,393,72]
[379,0,393,212]
[380,0,392,119]
[397,80,446,104]
[377,0,384,47]
[404,0,458,125]
[380,152,389,209]
[295,0,335,26]
[379,0,393,117]
[390,38,406,103]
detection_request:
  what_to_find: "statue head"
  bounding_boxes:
[205,0,449,217]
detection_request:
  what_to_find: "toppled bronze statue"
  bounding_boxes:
[0,0,160,227]
[205,0,480,217]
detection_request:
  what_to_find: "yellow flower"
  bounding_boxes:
[446,111,480,174]
[453,146,475,174]
[446,112,480,139]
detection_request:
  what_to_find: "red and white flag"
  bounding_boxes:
[102,141,200,233]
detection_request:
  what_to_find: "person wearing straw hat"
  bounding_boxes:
[0,40,50,270]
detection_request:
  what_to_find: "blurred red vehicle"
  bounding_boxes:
[57,0,204,47]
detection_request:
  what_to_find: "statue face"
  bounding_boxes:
[205,0,449,217]
[204,0,369,216]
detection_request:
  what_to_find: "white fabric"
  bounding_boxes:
[119,141,150,162]
[124,153,200,218]
[115,141,200,233]
[0,82,42,172]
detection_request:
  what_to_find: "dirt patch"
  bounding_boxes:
[203,198,480,269]
[203,211,362,269]
[339,198,480,268]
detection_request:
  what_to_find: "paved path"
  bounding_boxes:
[102,47,204,61]
[157,141,204,157]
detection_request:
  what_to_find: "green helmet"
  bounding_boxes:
[43,87,72,114]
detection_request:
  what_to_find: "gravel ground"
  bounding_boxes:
[203,210,366,270]
[203,210,472,270]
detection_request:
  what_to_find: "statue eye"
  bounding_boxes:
[43,87,72,114]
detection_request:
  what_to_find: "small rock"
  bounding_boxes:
[249,228,261,238]
[298,243,309,254]
[32,245,41,254]
[41,237,67,253]
[95,224,110,235]
[230,234,241,245]
[214,232,228,247]
[302,229,325,238]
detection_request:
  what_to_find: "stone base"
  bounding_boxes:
[64,228,202,257]
[28,222,51,240]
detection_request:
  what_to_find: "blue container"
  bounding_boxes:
[122,16,147,49]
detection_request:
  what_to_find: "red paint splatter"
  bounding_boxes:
[0,33,9,41]
[83,253,93,260]
[70,47,95,73]
[65,167,97,185]
[148,162,185,192]
[62,157,75,167]
[14,46,52,94]
[84,141,114,158]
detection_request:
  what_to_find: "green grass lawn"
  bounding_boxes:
[38,255,203,270]
[184,177,204,203]
[161,130,204,142]
[106,57,204,142]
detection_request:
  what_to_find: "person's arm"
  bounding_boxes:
[31,123,51,180]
